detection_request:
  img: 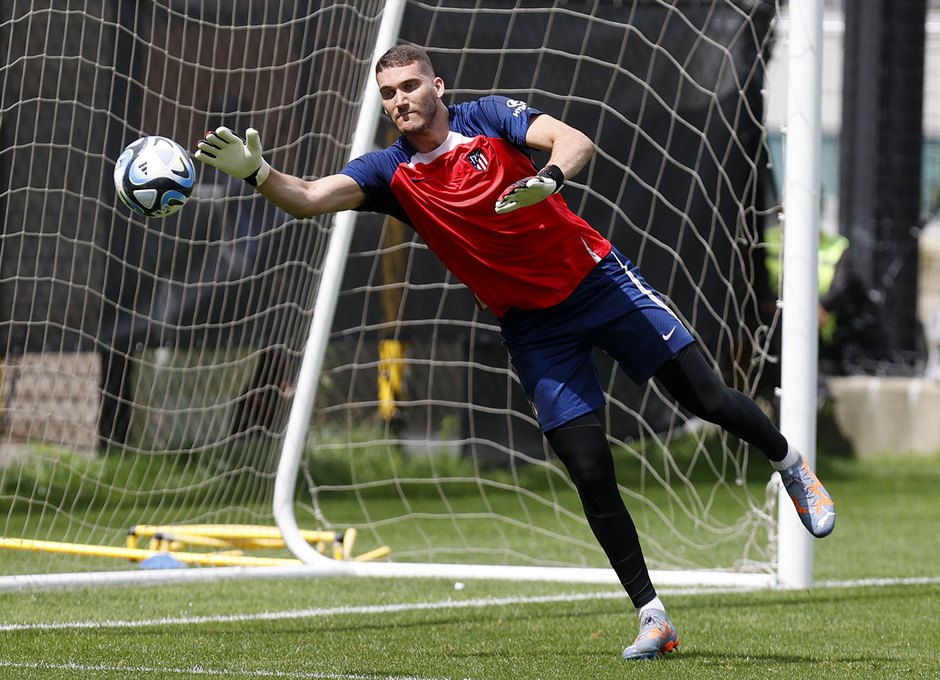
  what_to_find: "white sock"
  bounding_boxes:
[771,444,802,472]
[638,596,666,617]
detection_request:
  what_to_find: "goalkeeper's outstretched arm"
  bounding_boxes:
[195,126,365,219]
[258,166,365,219]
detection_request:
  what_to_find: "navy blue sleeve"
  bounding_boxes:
[451,96,543,157]
[339,143,413,225]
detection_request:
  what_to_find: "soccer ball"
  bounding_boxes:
[114,136,195,217]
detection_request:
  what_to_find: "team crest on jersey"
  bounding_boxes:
[465,148,489,171]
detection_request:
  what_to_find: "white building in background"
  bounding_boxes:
[765,4,940,233]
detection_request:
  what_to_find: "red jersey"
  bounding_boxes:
[340,96,611,317]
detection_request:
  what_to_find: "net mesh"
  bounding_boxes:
[0,0,783,580]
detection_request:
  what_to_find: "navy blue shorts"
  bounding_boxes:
[499,247,695,432]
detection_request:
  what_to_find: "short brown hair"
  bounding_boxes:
[375,44,436,78]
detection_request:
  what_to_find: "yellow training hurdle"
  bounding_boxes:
[0,524,390,568]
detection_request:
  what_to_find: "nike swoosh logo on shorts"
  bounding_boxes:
[662,326,676,341]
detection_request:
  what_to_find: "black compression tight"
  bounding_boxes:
[545,410,657,609]
[542,343,789,608]
[654,343,788,462]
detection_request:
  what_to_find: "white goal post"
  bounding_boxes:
[776,0,825,590]
[272,0,409,568]
[0,0,822,592]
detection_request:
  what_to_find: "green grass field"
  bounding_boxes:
[0,454,937,679]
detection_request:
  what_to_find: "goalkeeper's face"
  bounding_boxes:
[377,62,445,140]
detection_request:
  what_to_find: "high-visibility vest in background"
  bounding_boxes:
[763,226,850,343]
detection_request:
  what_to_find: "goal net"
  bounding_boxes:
[0,0,787,589]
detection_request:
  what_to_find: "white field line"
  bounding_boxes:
[0,589,629,632]
[1,575,936,634]
[0,578,936,680]
[0,660,459,680]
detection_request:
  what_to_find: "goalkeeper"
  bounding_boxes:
[196,44,835,661]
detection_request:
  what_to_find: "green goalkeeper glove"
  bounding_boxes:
[494,165,564,214]
[195,126,271,187]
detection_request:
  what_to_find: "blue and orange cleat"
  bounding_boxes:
[622,609,679,661]
[781,456,835,538]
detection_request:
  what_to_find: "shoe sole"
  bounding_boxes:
[623,638,679,661]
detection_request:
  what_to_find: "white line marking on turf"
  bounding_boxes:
[1,577,936,679]
[0,660,455,680]
[818,575,940,588]
[0,590,629,632]
[1,575,935,635]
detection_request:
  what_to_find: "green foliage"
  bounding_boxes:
[0,443,269,513]
[305,427,560,492]
[302,420,741,492]
[0,421,743,516]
